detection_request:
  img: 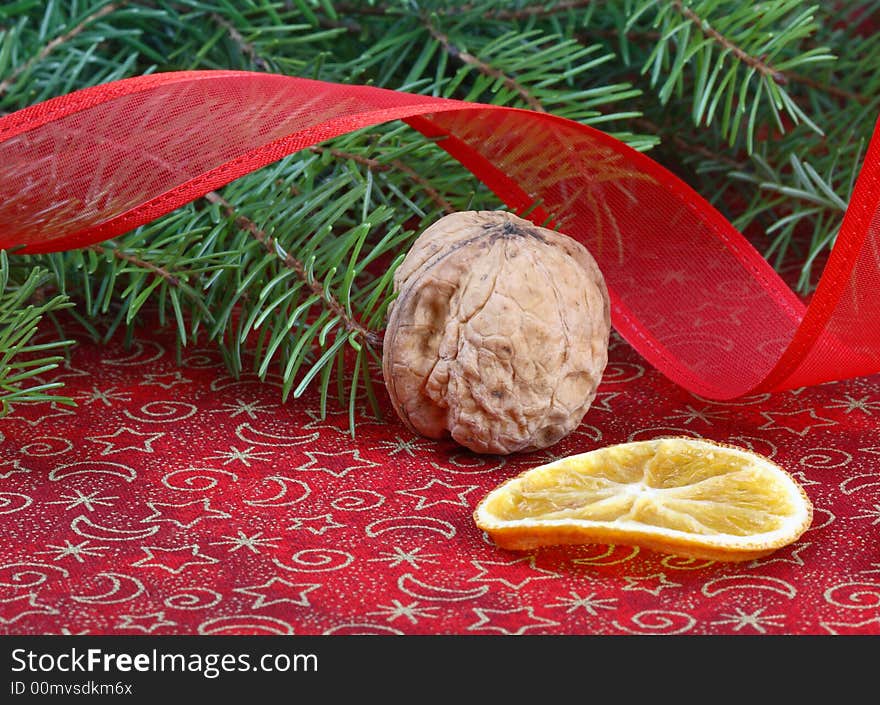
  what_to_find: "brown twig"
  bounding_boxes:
[315,14,363,34]
[632,117,744,168]
[319,1,870,108]
[785,70,870,106]
[333,2,600,21]
[203,191,383,349]
[671,0,787,85]
[0,3,121,97]
[308,146,455,214]
[424,21,545,113]
[471,1,600,21]
[211,13,268,69]
[88,243,182,287]
[670,0,869,105]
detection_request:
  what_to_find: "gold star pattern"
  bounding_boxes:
[0,593,58,625]
[297,449,380,478]
[758,408,837,437]
[37,539,108,563]
[368,546,440,569]
[622,573,682,596]
[234,578,321,609]
[141,499,231,529]
[467,607,559,635]
[0,459,31,480]
[86,427,165,455]
[116,611,177,633]
[469,556,558,590]
[373,435,436,457]
[711,607,785,634]
[546,591,618,616]
[368,600,438,624]
[590,391,622,413]
[210,531,280,554]
[396,479,480,510]
[5,401,76,427]
[139,371,190,389]
[287,513,345,535]
[131,544,219,574]
[46,490,117,512]
[205,445,272,467]
[80,385,132,407]
[682,302,745,328]
[748,542,812,568]
[826,394,880,415]
[820,616,880,635]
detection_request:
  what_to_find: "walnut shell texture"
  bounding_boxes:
[382,210,611,455]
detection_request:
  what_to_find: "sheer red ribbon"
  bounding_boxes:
[1,70,878,399]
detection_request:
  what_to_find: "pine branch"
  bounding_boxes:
[0,2,121,97]
[413,20,652,146]
[786,71,869,107]
[334,1,600,21]
[192,154,412,424]
[727,136,858,291]
[480,1,601,21]
[0,252,75,416]
[424,20,546,112]
[20,204,235,348]
[203,191,383,350]
[632,116,744,168]
[669,0,869,106]
[629,0,835,151]
[88,243,182,288]
[210,12,269,70]
[308,146,455,214]
[669,0,787,86]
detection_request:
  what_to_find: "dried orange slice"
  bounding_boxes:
[474,437,813,562]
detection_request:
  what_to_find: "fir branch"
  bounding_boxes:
[631,0,835,151]
[728,146,854,290]
[203,191,383,350]
[334,1,600,21]
[88,243,182,288]
[424,20,546,112]
[585,22,868,105]
[0,252,74,416]
[670,0,869,105]
[417,21,649,143]
[632,116,744,168]
[210,12,268,70]
[669,0,787,86]
[329,3,408,17]
[0,2,121,97]
[481,1,601,21]
[308,146,455,213]
[316,14,362,34]
[385,157,455,215]
[785,70,869,107]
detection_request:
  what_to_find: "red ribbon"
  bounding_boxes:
[1,70,878,399]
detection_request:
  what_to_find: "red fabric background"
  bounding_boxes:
[2,70,880,637]
[2,314,879,636]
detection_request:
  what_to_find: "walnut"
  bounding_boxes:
[382,210,610,455]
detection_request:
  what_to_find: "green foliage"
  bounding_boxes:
[0,251,74,415]
[1,0,878,426]
[627,0,833,152]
